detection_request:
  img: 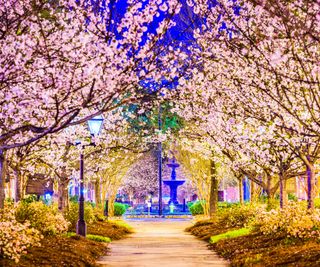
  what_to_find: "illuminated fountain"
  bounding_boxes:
[163,158,185,205]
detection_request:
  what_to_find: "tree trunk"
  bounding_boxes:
[279,173,287,209]
[94,179,101,205]
[239,176,244,205]
[58,178,69,212]
[209,159,218,218]
[108,196,115,217]
[250,180,255,203]
[307,162,315,210]
[0,149,6,209]
[14,168,22,202]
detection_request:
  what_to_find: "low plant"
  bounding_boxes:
[218,204,260,227]
[189,201,204,215]
[64,201,96,230]
[114,202,127,216]
[0,206,43,262]
[15,201,69,236]
[210,228,252,244]
[252,201,320,239]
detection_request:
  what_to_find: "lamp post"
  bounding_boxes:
[158,105,163,216]
[77,115,104,237]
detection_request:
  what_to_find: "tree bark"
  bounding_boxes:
[13,168,22,202]
[307,162,315,210]
[0,149,6,209]
[108,196,115,217]
[209,159,218,218]
[279,173,287,209]
[250,179,256,203]
[94,179,101,205]
[239,176,244,205]
[58,176,69,212]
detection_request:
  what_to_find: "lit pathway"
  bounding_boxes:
[97,218,229,267]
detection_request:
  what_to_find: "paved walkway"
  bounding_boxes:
[97,218,229,267]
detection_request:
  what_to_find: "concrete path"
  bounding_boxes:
[97,218,229,267]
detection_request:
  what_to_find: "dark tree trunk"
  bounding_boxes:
[58,177,69,212]
[209,159,218,218]
[95,179,101,205]
[14,168,22,202]
[0,149,5,209]
[279,173,288,209]
[307,162,315,210]
[238,176,244,205]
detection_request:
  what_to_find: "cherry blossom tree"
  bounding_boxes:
[0,0,190,208]
[174,0,320,209]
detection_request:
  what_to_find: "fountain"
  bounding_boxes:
[163,158,185,205]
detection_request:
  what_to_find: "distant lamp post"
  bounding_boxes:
[77,115,104,237]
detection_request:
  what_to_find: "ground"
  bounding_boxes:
[186,219,320,267]
[0,220,132,267]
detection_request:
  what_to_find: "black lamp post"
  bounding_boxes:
[158,105,163,216]
[76,115,104,237]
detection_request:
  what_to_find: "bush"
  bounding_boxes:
[0,206,42,262]
[64,202,96,230]
[189,201,204,215]
[314,198,320,209]
[93,205,106,222]
[218,204,260,228]
[15,202,69,236]
[114,202,127,216]
[288,193,298,202]
[187,201,194,208]
[252,201,320,239]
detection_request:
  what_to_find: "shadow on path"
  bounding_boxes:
[97,218,229,267]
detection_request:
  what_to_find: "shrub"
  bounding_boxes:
[0,207,42,262]
[187,201,194,208]
[21,194,38,204]
[252,201,320,239]
[314,198,320,209]
[288,193,298,202]
[189,201,205,215]
[114,202,127,216]
[15,201,69,236]
[64,202,96,230]
[218,204,260,228]
[92,204,106,221]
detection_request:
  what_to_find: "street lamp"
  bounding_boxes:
[158,104,163,216]
[77,115,104,237]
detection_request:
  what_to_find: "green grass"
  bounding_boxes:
[87,234,111,243]
[110,219,133,231]
[63,232,111,243]
[210,228,252,244]
[64,232,77,237]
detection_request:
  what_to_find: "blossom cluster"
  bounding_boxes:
[0,208,42,262]
[15,202,69,236]
[253,202,320,239]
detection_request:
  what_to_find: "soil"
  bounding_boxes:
[211,232,320,266]
[87,221,133,240]
[186,219,235,240]
[0,235,108,267]
[0,221,132,267]
[188,220,320,266]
